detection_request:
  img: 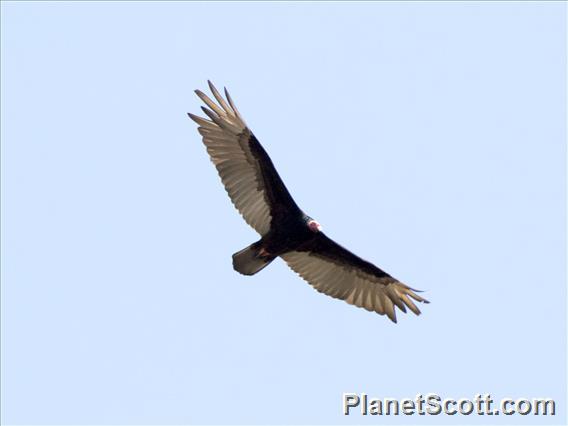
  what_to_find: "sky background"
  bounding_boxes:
[1,1,566,425]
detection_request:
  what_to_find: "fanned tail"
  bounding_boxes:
[232,243,274,276]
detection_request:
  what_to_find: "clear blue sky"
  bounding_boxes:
[1,1,566,425]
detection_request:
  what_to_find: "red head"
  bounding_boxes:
[308,219,322,233]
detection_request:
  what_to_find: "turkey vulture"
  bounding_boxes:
[188,81,429,322]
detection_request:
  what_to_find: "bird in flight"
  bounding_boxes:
[188,82,429,322]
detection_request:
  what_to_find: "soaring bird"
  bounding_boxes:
[188,82,429,322]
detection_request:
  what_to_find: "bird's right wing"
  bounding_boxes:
[188,81,301,235]
[281,233,429,322]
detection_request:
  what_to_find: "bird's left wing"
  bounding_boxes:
[188,81,300,235]
[281,234,429,322]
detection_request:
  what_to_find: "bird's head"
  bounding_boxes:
[307,219,322,233]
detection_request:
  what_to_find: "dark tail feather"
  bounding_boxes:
[232,244,274,276]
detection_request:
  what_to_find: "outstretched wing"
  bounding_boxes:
[281,233,429,322]
[188,81,301,235]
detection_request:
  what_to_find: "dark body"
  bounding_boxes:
[189,81,428,322]
[260,214,314,257]
[249,134,316,256]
